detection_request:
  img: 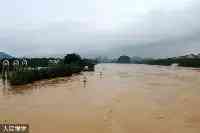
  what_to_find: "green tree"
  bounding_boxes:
[117,55,131,63]
[64,53,82,64]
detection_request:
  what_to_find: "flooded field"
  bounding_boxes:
[0,63,200,133]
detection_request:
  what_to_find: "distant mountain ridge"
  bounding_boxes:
[0,52,13,59]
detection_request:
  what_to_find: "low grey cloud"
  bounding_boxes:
[0,0,200,58]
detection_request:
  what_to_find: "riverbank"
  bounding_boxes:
[9,64,83,85]
[3,53,96,85]
[139,58,200,68]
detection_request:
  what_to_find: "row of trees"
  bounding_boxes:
[8,53,97,85]
[113,55,200,68]
[63,53,97,71]
[0,54,97,70]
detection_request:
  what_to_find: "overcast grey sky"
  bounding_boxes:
[0,0,200,58]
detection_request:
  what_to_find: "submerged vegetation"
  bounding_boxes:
[9,64,82,85]
[2,53,96,85]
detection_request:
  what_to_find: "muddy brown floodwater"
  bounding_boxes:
[1,64,200,133]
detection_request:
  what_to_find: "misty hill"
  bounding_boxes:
[95,41,200,59]
[0,52,13,59]
[130,56,144,63]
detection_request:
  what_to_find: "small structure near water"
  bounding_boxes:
[2,59,10,80]
[2,60,10,69]
[0,59,28,81]
[171,63,179,67]
[22,59,28,67]
[13,60,20,70]
[13,60,20,66]
[0,59,28,70]
[48,59,60,65]
[84,66,89,71]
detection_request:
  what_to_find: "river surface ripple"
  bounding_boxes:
[0,64,200,133]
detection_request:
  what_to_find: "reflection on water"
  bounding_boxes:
[0,64,200,133]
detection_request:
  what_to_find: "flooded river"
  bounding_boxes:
[1,64,200,133]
